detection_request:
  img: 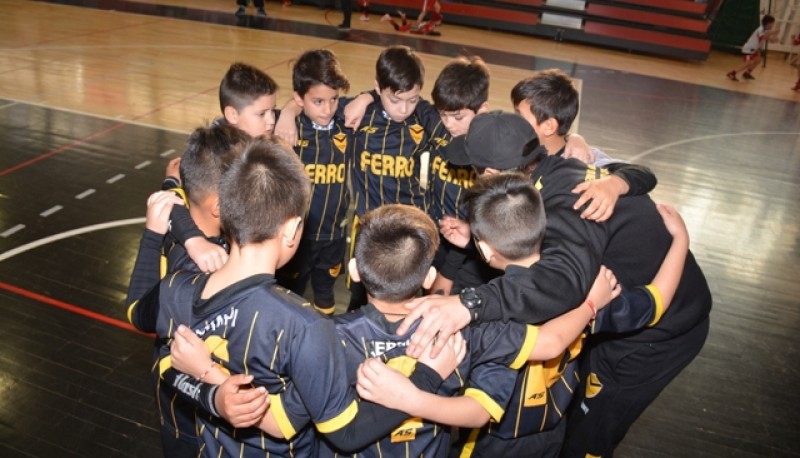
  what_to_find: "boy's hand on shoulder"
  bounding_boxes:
[274,108,298,147]
[571,175,627,222]
[656,203,689,244]
[564,134,596,164]
[343,92,374,129]
[356,358,411,410]
[215,374,270,428]
[185,237,228,272]
[418,331,466,379]
[399,294,471,359]
[586,265,621,312]
[146,191,184,234]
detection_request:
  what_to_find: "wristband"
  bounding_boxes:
[585,299,597,319]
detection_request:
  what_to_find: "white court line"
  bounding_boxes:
[135,160,152,169]
[40,205,63,217]
[0,218,145,262]
[106,174,125,184]
[76,189,96,199]
[1,224,26,238]
[160,149,177,157]
[629,131,800,162]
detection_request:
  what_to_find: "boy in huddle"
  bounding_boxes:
[134,138,453,456]
[274,49,351,315]
[359,173,690,457]
[170,62,279,273]
[170,201,622,456]
[126,123,249,457]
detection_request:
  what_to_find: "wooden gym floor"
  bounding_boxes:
[0,0,798,456]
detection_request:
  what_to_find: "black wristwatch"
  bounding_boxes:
[459,287,482,323]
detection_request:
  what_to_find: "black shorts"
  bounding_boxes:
[276,238,346,308]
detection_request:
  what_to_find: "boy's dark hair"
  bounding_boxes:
[354,204,439,302]
[511,69,579,137]
[180,124,250,207]
[219,138,310,246]
[292,49,350,97]
[762,15,776,27]
[219,62,278,114]
[375,46,425,93]
[431,56,490,112]
[465,172,545,261]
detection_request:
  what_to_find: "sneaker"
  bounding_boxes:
[337,23,351,31]
[742,72,755,80]
[256,7,266,16]
[235,6,246,15]
[380,13,391,22]
[360,13,370,21]
[726,71,738,81]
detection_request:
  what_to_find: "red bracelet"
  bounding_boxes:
[197,361,216,382]
[585,299,597,319]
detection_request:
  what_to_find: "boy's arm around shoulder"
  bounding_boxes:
[592,203,689,334]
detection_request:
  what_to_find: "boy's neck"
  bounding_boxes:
[498,252,541,270]
[212,241,280,280]
[368,296,412,323]
[543,135,567,156]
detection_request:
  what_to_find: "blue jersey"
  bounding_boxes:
[295,113,350,241]
[324,304,536,457]
[155,273,358,457]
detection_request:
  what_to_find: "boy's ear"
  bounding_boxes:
[421,266,437,290]
[476,240,494,264]
[292,91,305,107]
[373,80,381,94]
[223,106,238,124]
[540,117,559,137]
[210,195,220,219]
[282,216,303,247]
[476,102,490,114]
[347,258,360,283]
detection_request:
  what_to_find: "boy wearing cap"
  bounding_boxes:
[401,111,712,457]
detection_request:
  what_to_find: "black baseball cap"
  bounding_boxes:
[445,110,546,170]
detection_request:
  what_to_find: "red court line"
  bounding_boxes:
[0,280,152,337]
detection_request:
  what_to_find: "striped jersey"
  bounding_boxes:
[155,273,358,457]
[456,285,667,453]
[349,97,444,215]
[323,304,537,457]
[294,112,350,241]
[426,124,477,221]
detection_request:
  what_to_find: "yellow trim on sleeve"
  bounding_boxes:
[315,400,359,434]
[158,355,172,378]
[510,325,540,370]
[464,387,505,423]
[126,301,137,325]
[645,284,664,327]
[270,393,298,439]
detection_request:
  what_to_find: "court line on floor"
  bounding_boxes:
[0,218,150,335]
[630,131,800,162]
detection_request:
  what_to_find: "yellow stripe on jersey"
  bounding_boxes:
[457,428,480,457]
[158,355,172,378]
[464,388,505,423]
[242,311,259,375]
[169,187,190,208]
[511,325,540,370]
[270,393,299,439]
[645,284,664,327]
[315,400,359,434]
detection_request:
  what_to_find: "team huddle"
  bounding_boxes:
[125,45,712,458]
